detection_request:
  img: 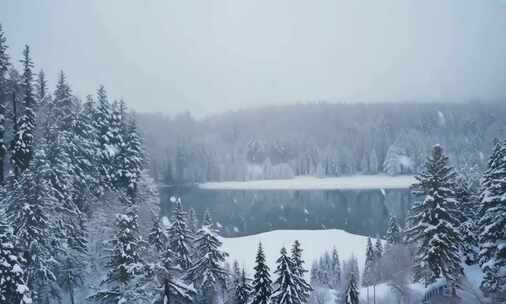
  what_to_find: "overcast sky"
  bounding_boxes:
[2,0,506,116]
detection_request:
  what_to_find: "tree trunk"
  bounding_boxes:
[373,284,376,304]
[69,283,75,304]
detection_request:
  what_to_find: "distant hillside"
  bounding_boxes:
[138,101,506,183]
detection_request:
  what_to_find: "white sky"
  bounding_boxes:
[2,0,506,116]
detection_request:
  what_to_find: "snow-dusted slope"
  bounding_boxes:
[221,229,368,277]
[200,175,415,190]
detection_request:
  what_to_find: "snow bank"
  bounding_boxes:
[200,175,415,190]
[221,229,368,278]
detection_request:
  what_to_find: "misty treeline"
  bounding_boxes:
[139,100,506,184]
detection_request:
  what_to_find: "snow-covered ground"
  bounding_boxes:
[221,229,405,302]
[221,229,368,277]
[222,229,485,303]
[200,175,415,190]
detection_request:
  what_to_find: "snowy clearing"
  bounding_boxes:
[200,175,416,190]
[222,229,484,302]
[221,229,369,278]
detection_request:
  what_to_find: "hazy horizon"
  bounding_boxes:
[2,0,506,116]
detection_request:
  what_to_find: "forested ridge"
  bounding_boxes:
[139,101,506,183]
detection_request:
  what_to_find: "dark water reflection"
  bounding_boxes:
[161,185,412,237]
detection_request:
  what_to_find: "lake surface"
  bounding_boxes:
[160,182,413,237]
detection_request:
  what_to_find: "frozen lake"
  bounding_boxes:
[162,175,414,237]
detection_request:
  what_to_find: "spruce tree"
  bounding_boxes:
[41,74,88,304]
[53,71,74,130]
[374,238,383,260]
[373,237,383,283]
[186,211,228,304]
[477,140,506,298]
[169,198,193,270]
[121,117,143,199]
[310,261,320,287]
[149,216,168,253]
[94,85,114,188]
[385,216,402,245]
[109,100,124,187]
[343,274,359,304]
[151,221,195,304]
[454,176,478,266]
[406,145,464,289]
[226,260,241,304]
[330,248,341,290]
[72,94,100,204]
[290,240,312,303]
[11,45,36,174]
[318,252,331,288]
[35,69,48,106]
[251,243,272,304]
[187,207,199,233]
[0,217,32,304]
[6,149,58,303]
[362,237,375,287]
[0,24,9,184]
[89,204,148,303]
[234,269,252,304]
[272,246,301,304]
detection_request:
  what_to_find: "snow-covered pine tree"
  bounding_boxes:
[157,270,195,304]
[35,69,48,106]
[0,216,32,304]
[341,254,360,287]
[310,261,320,287]
[109,100,124,188]
[89,203,148,304]
[272,246,301,304]
[227,260,241,303]
[121,117,143,200]
[454,175,478,266]
[186,211,228,304]
[361,237,375,287]
[149,215,168,253]
[385,215,402,245]
[94,85,114,188]
[169,198,193,270]
[6,149,58,303]
[11,45,36,175]
[406,145,464,290]
[234,269,252,304]
[374,237,384,283]
[39,73,90,304]
[250,243,272,304]
[0,24,9,184]
[187,207,200,233]
[330,247,341,290]
[53,71,74,131]
[151,226,195,304]
[318,252,331,288]
[72,94,101,203]
[477,140,506,299]
[374,238,383,260]
[343,274,359,304]
[57,193,88,304]
[290,240,312,303]
[42,71,76,203]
